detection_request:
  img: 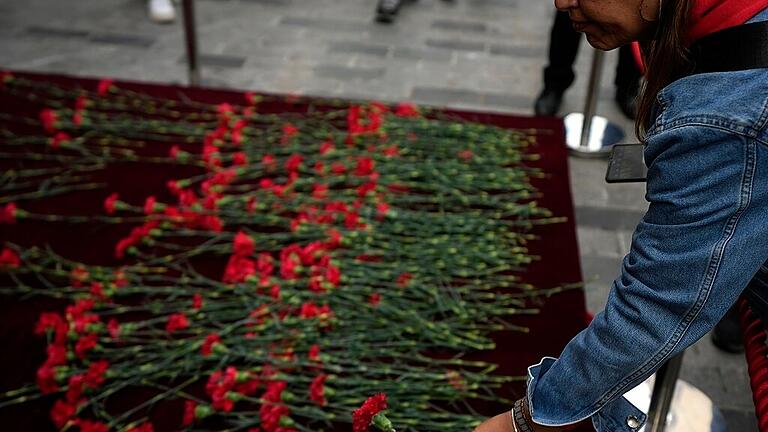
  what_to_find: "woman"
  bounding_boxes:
[477,0,768,431]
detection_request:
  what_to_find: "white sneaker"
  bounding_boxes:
[148,0,175,23]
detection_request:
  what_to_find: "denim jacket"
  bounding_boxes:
[524,8,768,432]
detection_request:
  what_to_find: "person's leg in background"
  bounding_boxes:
[148,0,175,23]
[376,0,405,23]
[614,44,643,120]
[535,11,582,116]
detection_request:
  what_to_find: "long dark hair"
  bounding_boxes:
[636,0,694,140]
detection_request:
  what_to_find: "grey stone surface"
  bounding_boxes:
[0,0,756,429]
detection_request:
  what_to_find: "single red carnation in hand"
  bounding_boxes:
[352,393,388,432]
[166,313,190,333]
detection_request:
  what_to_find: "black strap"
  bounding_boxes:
[689,20,768,75]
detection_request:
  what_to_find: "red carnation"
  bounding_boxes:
[144,196,157,215]
[50,131,70,149]
[285,153,303,173]
[282,123,298,137]
[369,293,382,306]
[75,419,109,432]
[75,95,89,111]
[183,400,198,425]
[262,154,276,169]
[233,151,248,166]
[166,313,190,333]
[192,293,204,310]
[37,364,59,394]
[0,247,20,269]
[97,79,114,96]
[50,399,78,428]
[330,162,346,175]
[458,149,474,161]
[382,145,399,158]
[46,343,68,366]
[309,374,327,406]
[308,344,321,362]
[233,230,255,257]
[354,157,375,176]
[35,312,64,335]
[396,273,412,287]
[1,202,17,224]
[107,318,121,339]
[201,333,222,357]
[75,333,98,359]
[352,393,390,432]
[39,108,58,133]
[319,140,334,155]
[85,360,109,389]
[395,102,419,117]
[101,192,118,215]
[66,374,85,403]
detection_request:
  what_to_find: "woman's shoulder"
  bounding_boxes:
[648,68,768,138]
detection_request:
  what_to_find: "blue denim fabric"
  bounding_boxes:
[523,8,768,432]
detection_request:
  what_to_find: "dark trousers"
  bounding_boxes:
[543,11,642,93]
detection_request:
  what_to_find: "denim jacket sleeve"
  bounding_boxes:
[523,67,768,432]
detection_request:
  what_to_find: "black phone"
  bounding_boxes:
[605,143,647,183]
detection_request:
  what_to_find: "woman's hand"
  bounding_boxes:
[473,411,515,432]
[474,410,581,432]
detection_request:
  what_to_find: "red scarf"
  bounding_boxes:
[688,0,768,42]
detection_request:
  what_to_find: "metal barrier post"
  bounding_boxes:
[181,0,200,86]
[645,353,684,432]
[564,48,624,156]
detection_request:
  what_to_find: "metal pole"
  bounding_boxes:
[181,0,200,86]
[645,353,685,432]
[563,48,623,156]
[579,49,605,150]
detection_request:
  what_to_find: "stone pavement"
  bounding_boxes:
[0,0,757,429]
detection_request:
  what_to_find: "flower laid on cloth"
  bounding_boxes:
[0,76,566,432]
[353,394,396,432]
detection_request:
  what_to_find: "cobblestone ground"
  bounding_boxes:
[0,0,756,430]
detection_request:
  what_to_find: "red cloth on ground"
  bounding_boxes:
[688,0,768,42]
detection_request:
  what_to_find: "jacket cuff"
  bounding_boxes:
[526,357,647,432]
